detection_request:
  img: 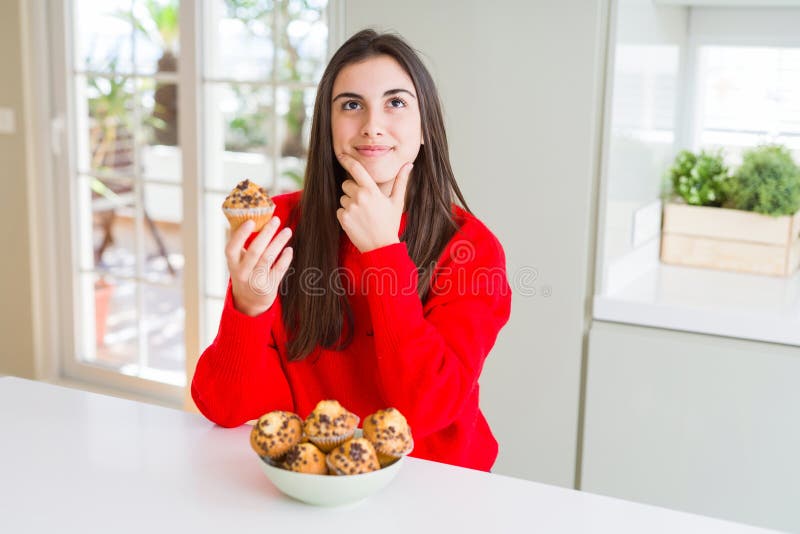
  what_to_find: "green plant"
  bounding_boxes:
[87,54,135,170]
[117,0,179,145]
[667,149,729,207]
[124,0,179,53]
[726,144,800,216]
[224,0,320,168]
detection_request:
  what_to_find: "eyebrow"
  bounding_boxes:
[332,88,417,101]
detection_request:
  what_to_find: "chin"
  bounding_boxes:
[360,161,398,183]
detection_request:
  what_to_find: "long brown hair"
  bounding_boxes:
[281,29,470,361]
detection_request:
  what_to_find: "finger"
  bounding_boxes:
[263,247,293,296]
[336,207,346,228]
[256,226,293,272]
[270,246,293,282]
[337,153,379,191]
[224,219,256,267]
[391,162,414,207]
[251,246,293,298]
[341,179,358,197]
[339,195,352,210]
[239,216,282,274]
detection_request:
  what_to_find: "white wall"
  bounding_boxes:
[344,0,609,486]
[0,0,36,379]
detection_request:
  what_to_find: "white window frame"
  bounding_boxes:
[25,0,344,407]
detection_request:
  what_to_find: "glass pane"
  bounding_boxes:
[277,0,328,83]
[206,0,274,81]
[74,0,134,74]
[276,86,313,193]
[78,74,136,175]
[204,192,230,299]
[139,78,182,180]
[697,46,800,165]
[77,175,139,277]
[132,0,180,75]
[143,282,185,385]
[204,83,274,191]
[143,183,184,284]
[80,273,139,370]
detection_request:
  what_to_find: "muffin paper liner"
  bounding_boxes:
[306,420,359,453]
[223,205,276,232]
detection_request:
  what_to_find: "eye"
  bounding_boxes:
[388,97,407,108]
[342,100,362,111]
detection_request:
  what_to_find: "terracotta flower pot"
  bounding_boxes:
[94,279,115,347]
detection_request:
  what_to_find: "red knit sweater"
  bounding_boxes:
[191,190,512,471]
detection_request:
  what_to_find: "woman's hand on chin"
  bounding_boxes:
[336,153,413,253]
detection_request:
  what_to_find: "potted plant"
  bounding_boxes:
[661,145,800,276]
[88,56,135,171]
[725,145,800,216]
[94,276,115,347]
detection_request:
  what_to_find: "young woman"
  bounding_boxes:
[192,29,512,472]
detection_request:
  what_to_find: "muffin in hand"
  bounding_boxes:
[222,179,275,232]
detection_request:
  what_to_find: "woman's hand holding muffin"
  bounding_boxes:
[222,179,293,317]
[225,218,293,317]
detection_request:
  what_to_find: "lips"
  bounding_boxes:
[354,145,392,157]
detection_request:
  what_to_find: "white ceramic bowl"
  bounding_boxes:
[258,454,403,507]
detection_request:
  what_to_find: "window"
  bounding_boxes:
[593,3,800,347]
[48,0,337,402]
[201,0,330,352]
[694,46,800,165]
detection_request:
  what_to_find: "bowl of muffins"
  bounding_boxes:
[251,400,414,507]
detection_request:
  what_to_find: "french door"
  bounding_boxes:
[46,0,339,405]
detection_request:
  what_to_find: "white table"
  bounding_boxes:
[0,377,780,533]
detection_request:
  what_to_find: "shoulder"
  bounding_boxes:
[446,205,507,266]
[426,205,511,306]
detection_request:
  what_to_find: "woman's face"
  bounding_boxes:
[331,54,423,194]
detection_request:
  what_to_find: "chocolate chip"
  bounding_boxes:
[349,442,366,461]
[284,447,301,465]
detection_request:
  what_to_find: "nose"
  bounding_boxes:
[361,107,384,138]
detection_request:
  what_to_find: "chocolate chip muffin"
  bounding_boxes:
[326,438,381,476]
[281,442,329,475]
[221,179,276,232]
[303,400,360,453]
[250,410,303,459]
[362,407,414,467]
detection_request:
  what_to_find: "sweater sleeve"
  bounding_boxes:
[358,224,512,439]
[190,283,295,427]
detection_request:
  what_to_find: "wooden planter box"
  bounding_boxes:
[660,203,800,277]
